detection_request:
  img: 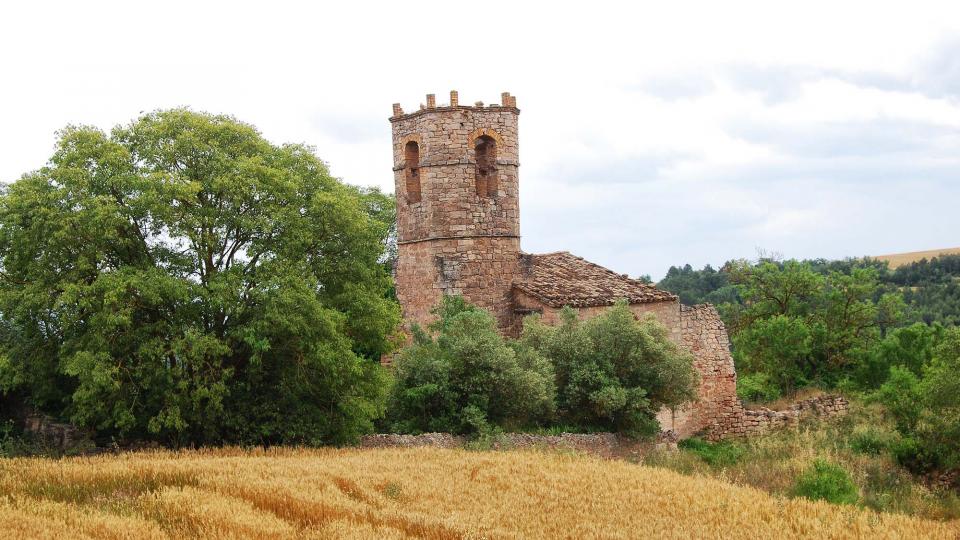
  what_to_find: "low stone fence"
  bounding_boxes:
[23,413,91,452]
[706,395,849,441]
[360,431,679,458]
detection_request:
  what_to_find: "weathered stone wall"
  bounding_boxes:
[23,413,91,452]
[391,92,522,332]
[396,237,523,331]
[664,304,741,438]
[706,395,849,441]
[515,295,683,344]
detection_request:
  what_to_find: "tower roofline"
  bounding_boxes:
[390,91,519,121]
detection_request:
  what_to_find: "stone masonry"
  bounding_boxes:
[391,92,521,330]
[705,395,850,441]
[390,91,786,440]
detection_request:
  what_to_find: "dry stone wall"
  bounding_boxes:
[705,395,849,441]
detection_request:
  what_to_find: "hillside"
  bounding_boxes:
[874,247,960,269]
[1,448,957,539]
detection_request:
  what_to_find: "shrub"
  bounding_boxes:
[791,459,859,505]
[891,437,941,474]
[733,315,812,395]
[873,327,960,471]
[386,296,555,434]
[521,301,697,438]
[848,426,897,456]
[736,372,781,403]
[678,437,745,468]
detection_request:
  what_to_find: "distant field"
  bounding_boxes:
[874,247,960,269]
[1,448,957,539]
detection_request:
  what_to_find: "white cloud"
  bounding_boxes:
[1,0,959,278]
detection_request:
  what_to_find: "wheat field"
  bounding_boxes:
[0,447,957,539]
[874,247,960,269]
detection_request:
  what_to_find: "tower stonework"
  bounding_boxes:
[389,91,746,440]
[391,91,522,331]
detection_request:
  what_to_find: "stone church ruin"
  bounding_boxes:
[388,91,843,439]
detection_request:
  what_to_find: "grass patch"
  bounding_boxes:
[642,398,960,521]
[791,459,859,505]
[677,438,745,468]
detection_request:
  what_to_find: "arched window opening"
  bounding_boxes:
[475,135,497,197]
[404,141,421,203]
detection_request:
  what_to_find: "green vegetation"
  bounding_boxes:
[520,301,697,437]
[874,327,960,472]
[387,298,697,438]
[791,459,859,505]
[677,437,745,468]
[0,109,399,447]
[385,296,555,434]
[645,401,960,520]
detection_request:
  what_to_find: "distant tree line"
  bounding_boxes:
[657,254,960,472]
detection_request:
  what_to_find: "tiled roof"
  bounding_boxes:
[513,251,677,308]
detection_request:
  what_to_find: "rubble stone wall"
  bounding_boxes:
[396,237,522,331]
[705,394,849,441]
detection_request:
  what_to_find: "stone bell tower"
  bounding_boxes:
[390,90,521,331]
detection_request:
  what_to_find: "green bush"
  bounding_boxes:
[791,459,859,505]
[386,296,555,435]
[520,301,697,438]
[872,327,960,471]
[891,436,940,474]
[848,426,897,456]
[678,437,745,468]
[736,372,781,403]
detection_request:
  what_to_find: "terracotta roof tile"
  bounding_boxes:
[513,251,677,308]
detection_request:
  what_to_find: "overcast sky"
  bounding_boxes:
[2,1,959,279]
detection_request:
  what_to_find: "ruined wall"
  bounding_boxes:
[663,304,741,437]
[705,395,849,441]
[396,237,522,331]
[512,291,682,342]
[392,92,521,331]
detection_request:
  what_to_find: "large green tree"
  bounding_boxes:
[0,109,399,446]
[726,260,903,394]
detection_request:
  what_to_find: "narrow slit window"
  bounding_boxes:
[474,135,497,197]
[404,141,421,203]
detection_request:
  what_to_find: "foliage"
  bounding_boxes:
[854,323,945,390]
[386,296,555,434]
[657,263,738,306]
[791,459,859,505]
[735,372,781,402]
[520,301,697,437]
[0,109,400,446]
[873,327,960,471]
[725,260,902,395]
[677,437,745,468]
[848,425,898,456]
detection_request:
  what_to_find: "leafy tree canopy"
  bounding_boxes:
[0,109,400,446]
